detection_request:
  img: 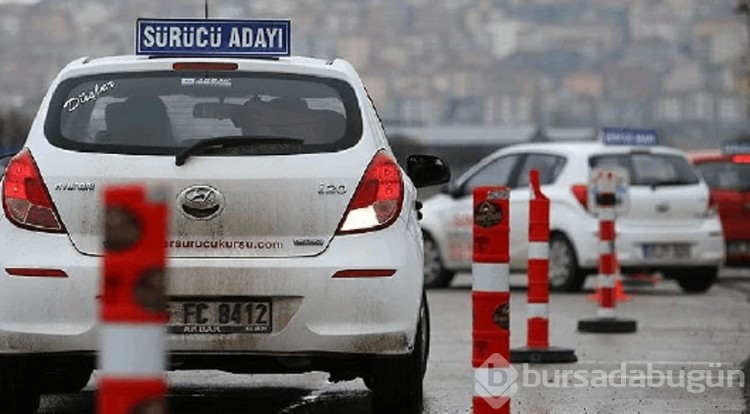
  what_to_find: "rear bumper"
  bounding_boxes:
[576,220,724,271]
[0,219,422,357]
[6,350,409,379]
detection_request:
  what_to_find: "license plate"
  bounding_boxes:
[642,243,691,259]
[167,298,272,334]
[726,241,750,255]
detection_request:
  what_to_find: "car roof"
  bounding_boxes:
[54,54,359,82]
[454,140,691,185]
[497,140,688,157]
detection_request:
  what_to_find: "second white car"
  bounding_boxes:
[421,140,724,293]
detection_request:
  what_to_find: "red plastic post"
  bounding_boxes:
[98,185,168,414]
[526,170,549,348]
[577,168,636,334]
[472,186,511,414]
[598,206,617,317]
[511,170,577,361]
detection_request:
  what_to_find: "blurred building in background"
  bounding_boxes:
[0,0,747,151]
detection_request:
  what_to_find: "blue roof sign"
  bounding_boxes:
[136,18,290,57]
[720,140,750,155]
[600,127,658,146]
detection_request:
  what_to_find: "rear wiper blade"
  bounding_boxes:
[649,179,686,189]
[175,136,304,166]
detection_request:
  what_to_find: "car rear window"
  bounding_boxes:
[589,153,700,186]
[44,71,363,156]
[694,160,750,191]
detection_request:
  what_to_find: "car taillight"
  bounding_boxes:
[733,155,750,164]
[2,149,65,233]
[570,184,588,210]
[172,62,238,71]
[336,151,403,235]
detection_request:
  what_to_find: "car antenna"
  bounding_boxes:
[204,0,209,18]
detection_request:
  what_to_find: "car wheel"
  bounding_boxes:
[674,267,717,293]
[366,291,429,413]
[423,233,455,288]
[549,233,586,292]
[0,358,42,414]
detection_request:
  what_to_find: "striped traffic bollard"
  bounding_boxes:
[586,255,632,303]
[472,186,514,414]
[98,185,168,414]
[511,170,577,363]
[577,196,637,334]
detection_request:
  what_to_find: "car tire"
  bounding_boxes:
[0,358,42,414]
[549,233,587,292]
[366,291,429,413]
[423,233,455,288]
[674,267,717,293]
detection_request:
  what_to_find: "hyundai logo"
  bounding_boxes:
[178,185,225,220]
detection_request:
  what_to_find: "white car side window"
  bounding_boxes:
[515,154,565,187]
[462,154,520,195]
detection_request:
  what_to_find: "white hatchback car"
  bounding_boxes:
[0,46,449,413]
[421,141,724,292]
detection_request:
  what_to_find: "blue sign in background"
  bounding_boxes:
[720,140,750,155]
[136,18,291,57]
[601,127,659,146]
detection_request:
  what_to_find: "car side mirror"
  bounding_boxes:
[406,155,451,188]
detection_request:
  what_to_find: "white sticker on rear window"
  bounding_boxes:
[181,78,232,88]
[63,81,116,112]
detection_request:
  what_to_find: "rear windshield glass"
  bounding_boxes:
[589,153,700,186]
[694,161,750,191]
[45,71,362,156]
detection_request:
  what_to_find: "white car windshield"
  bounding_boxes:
[590,153,700,186]
[46,71,361,156]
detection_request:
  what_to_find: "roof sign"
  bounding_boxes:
[600,127,658,146]
[720,140,750,155]
[136,18,290,57]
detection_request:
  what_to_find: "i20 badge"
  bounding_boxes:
[178,185,225,220]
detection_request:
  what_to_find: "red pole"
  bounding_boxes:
[597,206,617,317]
[578,170,637,333]
[511,170,577,363]
[98,185,168,414]
[472,186,511,414]
[526,170,549,349]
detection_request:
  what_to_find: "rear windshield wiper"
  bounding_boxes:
[647,179,689,189]
[175,136,304,166]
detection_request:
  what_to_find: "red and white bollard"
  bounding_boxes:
[98,185,168,414]
[577,189,637,333]
[586,255,632,303]
[472,187,513,414]
[601,209,617,315]
[511,170,577,363]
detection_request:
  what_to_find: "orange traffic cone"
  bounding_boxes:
[587,276,631,302]
[614,277,631,302]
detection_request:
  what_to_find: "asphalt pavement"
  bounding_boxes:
[39,269,750,413]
